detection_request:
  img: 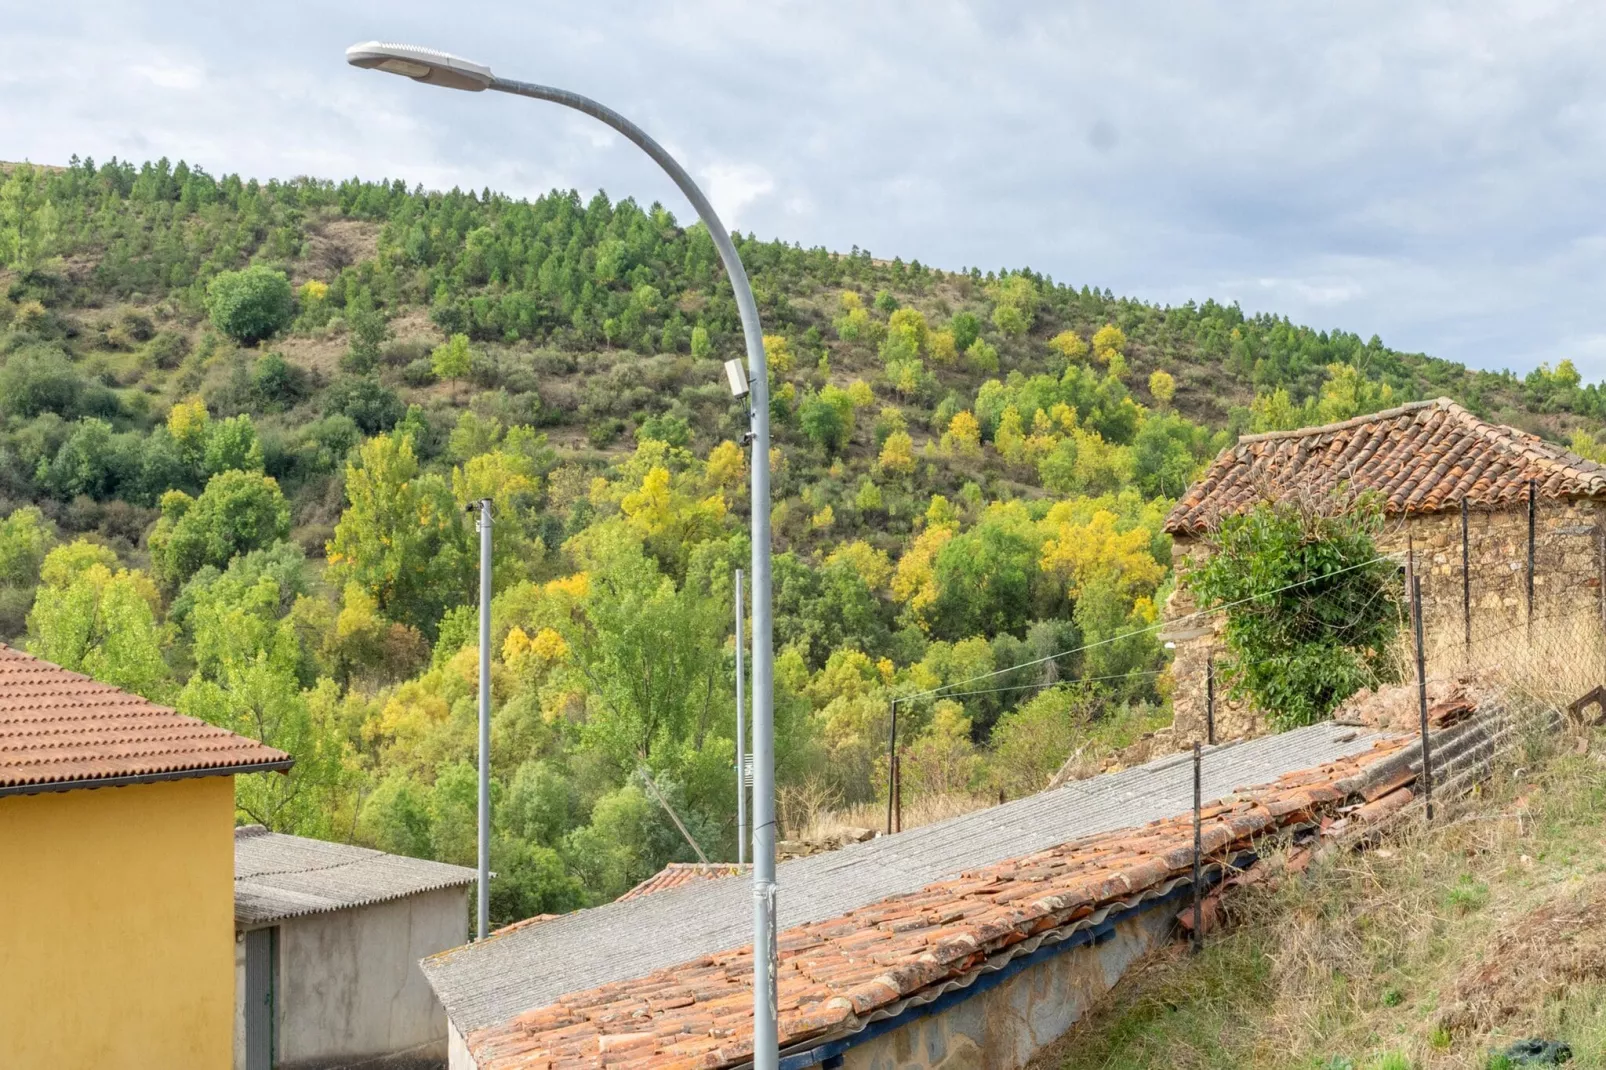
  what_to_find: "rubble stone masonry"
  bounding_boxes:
[1162,497,1606,747]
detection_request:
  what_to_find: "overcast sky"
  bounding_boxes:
[4,2,1604,381]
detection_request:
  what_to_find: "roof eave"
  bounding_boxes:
[0,756,295,798]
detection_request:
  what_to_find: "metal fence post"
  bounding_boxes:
[1461,497,1471,653]
[1413,574,1434,823]
[885,700,897,836]
[1205,655,1216,746]
[1528,479,1537,637]
[1191,741,1203,953]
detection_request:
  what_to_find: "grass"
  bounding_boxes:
[1034,719,1606,1070]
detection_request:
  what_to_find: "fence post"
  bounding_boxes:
[1461,497,1471,653]
[1528,479,1537,637]
[885,700,897,836]
[1205,655,1216,746]
[1413,574,1435,823]
[1191,741,1203,953]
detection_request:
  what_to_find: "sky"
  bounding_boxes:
[3,1,1605,380]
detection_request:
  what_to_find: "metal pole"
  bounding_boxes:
[475,499,492,941]
[885,700,897,835]
[1191,741,1203,953]
[735,569,747,866]
[1413,575,1434,823]
[1205,655,1216,746]
[1528,479,1537,636]
[1461,497,1471,653]
[354,55,778,1066]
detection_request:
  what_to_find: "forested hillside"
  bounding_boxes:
[1,155,1600,918]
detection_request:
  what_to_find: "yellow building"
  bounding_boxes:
[0,643,291,1068]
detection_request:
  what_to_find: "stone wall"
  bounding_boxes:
[1162,497,1606,747]
[838,904,1176,1070]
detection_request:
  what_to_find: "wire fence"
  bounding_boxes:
[870,489,1606,835]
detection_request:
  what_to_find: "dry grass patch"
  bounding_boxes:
[1037,722,1606,1070]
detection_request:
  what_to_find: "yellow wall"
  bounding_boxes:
[0,775,236,1069]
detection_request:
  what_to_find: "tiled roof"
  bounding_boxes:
[1164,398,1606,536]
[619,864,750,902]
[423,723,1389,1034]
[0,644,291,795]
[235,825,478,927]
[456,736,1413,1070]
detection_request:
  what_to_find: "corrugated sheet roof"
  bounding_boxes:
[459,734,1417,1070]
[619,863,750,902]
[1164,398,1606,536]
[0,643,291,794]
[423,722,1393,1037]
[234,825,478,926]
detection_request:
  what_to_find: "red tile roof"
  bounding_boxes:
[619,864,750,902]
[461,736,1413,1070]
[0,644,291,795]
[1164,398,1606,536]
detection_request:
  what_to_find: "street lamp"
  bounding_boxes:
[346,41,780,1069]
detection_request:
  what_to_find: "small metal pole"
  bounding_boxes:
[1528,479,1537,635]
[894,749,902,834]
[1191,741,1203,953]
[475,499,492,941]
[1413,575,1434,823]
[1461,497,1471,653]
[1205,655,1216,746]
[735,569,747,866]
[885,700,898,835]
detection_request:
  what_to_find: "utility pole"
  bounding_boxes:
[735,569,747,865]
[475,498,492,941]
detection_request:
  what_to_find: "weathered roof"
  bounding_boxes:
[0,643,291,796]
[619,863,750,902]
[423,722,1394,1039]
[457,733,1415,1070]
[1164,398,1606,536]
[234,825,478,927]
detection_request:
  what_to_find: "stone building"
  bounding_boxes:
[1160,398,1606,743]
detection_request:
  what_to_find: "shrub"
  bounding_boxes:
[323,376,404,435]
[205,266,294,345]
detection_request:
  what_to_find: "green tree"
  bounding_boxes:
[206,266,294,345]
[341,288,390,373]
[27,541,171,701]
[1188,497,1400,729]
[431,333,473,401]
[0,163,60,273]
[149,470,291,590]
[326,432,473,637]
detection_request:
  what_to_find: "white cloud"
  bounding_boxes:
[2,1,1605,379]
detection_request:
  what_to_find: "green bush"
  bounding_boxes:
[205,266,294,345]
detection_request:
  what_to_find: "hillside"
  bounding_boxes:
[1039,726,1606,1069]
[1,154,1603,918]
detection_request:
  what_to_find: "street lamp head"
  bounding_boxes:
[723,358,751,398]
[345,41,493,92]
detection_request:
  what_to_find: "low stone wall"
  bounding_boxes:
[1162,498,1606,747]
[837,904,1176,1070]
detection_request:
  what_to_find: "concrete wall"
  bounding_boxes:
[0,776,237,1068]
[448,1021,474,1070]
[839,905,1175,1070]
[1163,498,1606,746]
[239,885,470,1070]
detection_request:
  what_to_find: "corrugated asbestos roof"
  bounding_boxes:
[1164,398,1606,536]
[0,643,291,794]
[234,825,478,927]
[456,733,1418,1070]
[619,864,750,902]
[423,722,1394,1039]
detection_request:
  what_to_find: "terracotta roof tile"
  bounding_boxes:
[0,644,291,793]
[1163,398,1606,536]
[463,737,1416,1070]
[619,863,750,902]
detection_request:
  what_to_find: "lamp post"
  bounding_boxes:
[345,41,778,1069]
